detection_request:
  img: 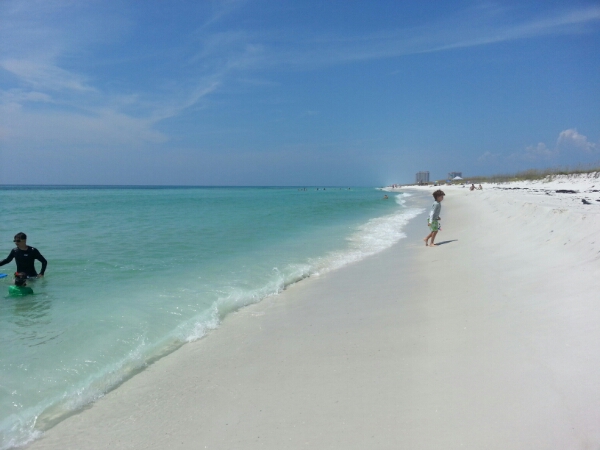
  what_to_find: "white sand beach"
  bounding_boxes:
[28,175,600,450]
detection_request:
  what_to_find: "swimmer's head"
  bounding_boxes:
[14,272,28,286]
[13,232,27,244]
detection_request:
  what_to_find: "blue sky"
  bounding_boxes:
[1,0,599,185]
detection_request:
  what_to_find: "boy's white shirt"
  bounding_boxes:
[429,201,441,222]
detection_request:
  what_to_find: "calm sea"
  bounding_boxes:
[0,186,422,448]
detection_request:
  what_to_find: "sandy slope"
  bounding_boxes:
[27,183,600,450]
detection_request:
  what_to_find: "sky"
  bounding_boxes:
[1,0,599,186]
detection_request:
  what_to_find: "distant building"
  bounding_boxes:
[448,171,462,179]
[416,171,430,184]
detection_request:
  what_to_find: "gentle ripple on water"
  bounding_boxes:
[0,186,422,449]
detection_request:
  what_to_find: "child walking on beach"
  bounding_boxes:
[424,190,445,247]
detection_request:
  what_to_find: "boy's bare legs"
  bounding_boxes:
[424,232,432,246]
[428,231,438,247]
[424,230,437,246]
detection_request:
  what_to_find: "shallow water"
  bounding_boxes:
[0,186,421,449]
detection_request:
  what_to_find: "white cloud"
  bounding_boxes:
[477,151,500,163]
[557,128,597,153]
[0,89,52,104]
[203,0,248,28]
[0,103,168,149]
[2,0,599,165]
[0,0,257,153]
[0,7,217,151]
[523,142,558,160]
[509,128,598,162]
[508,143,555,162]
[268,5,600,67]
[1,59,94,92]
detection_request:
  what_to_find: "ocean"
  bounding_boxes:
[0,186,422,449]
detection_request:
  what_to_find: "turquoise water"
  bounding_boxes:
[0,187,421,448]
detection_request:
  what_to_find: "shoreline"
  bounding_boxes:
[27,185,600,449]
[0,187,422,450]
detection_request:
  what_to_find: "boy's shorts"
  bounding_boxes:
[429,220,440,232]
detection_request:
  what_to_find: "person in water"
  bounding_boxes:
[9,272,34,296]
[0,232,47,277]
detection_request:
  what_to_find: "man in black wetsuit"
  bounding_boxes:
[0,232,47,277]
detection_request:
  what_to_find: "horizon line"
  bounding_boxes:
[0,184,375,188]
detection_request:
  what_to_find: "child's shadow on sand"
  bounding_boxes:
[435,240,458,246]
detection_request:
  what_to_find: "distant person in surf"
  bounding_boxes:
[8,272,34,296]
[470,184,475,191]
[383,195,389,199]
[424,190,445,247]
[0,232,47,278]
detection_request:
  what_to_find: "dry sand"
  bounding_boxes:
[28,180,600,450]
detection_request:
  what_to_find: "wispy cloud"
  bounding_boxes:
[271,4,600,66]
[1,59,95,92]
[428,5,600,53]
[1,0,599,157]
[0,101,168,147]
[0,0,245,150]
[202,0,249,28]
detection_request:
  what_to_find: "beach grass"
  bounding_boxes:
[451,162,600,184]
